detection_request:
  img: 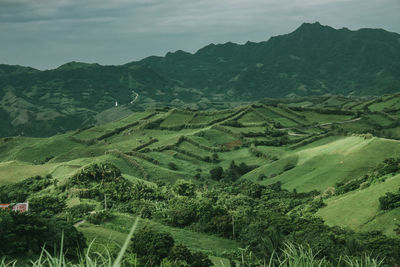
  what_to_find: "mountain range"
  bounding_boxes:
[1,22,399,137]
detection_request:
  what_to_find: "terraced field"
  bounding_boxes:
[1,95,400,262]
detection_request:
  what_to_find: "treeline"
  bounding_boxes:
[2,163,400,265]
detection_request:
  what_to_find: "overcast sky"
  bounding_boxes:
[0,0,399,70]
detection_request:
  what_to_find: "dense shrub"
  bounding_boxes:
[29,194,66,217]
[166,197,198,227]
[130,227,174,266]
[0,175,52,203]
[379,189,400,210]
[168,162,178,170]
[210,166,223,181]
[66,203,96,220]
[86,210,112,224]
[173,179,196,197]
[0,210,86,258]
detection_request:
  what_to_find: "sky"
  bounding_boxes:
[0,0,399,70]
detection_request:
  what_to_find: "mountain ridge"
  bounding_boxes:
[140,22,400,98]
[0,22,399,137]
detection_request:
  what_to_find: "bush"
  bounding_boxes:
[131,226,174,266]
[283,161,296,172]
[29,194,66,217]
[86,210,112,224]
[67,203,96,221]
[168,162,178,170]
[379,189,400,210]
[210,166,223,181]
[0,210,86,259]
[0,175,52,203]
[174,179,196,197]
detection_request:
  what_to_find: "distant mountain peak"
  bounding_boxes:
[57,61,100,70]
[295,21,334,33]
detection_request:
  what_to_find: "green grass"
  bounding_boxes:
[237,111,268,124]
[317,174,400,236]
[160,112,194,127]
[367,114,393,127]
[0,161,58,185]
[1,100,400,257]
[201,129,237,145]
[243,137,400,192]
[80,213,240,258]
[368,96,400,112]
[300,111,353,124]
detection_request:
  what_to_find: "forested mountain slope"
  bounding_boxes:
[141,22,400,99]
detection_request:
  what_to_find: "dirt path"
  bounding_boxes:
[130,90,139,104]
[74,220,86,227]
[73,211,96,228]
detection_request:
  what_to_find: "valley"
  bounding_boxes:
[1,93,400,265]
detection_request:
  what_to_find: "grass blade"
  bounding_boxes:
[112,215,140,267]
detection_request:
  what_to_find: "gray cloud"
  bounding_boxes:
[0,0,399,69]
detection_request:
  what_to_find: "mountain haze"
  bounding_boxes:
[0,22,399,137]
[141,22,400,98]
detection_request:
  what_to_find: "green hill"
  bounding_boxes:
[1,95,400,264]
[1,22,400,138]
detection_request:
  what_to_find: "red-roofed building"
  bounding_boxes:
[0,202,29,212]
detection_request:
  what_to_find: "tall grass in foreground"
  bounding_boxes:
[261,243,384,267]
[0,216,139,267]
[0,219,385,267]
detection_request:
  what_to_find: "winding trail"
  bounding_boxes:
[74,220,86,227]
[73,211,96,228]
[130,90,139,104]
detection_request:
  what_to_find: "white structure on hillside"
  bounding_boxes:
[115,101,118,107]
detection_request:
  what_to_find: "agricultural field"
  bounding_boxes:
[1,94,400,265]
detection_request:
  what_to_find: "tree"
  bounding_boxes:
[174,179,196,197]
[167,197,198,227]
[212,153,219,163]
[379,190,400,210]
[0,210,86,258]
[168,244,212,267]
[130,227,174,266]
[210,166,223,181]
[168,162,178,170]
[395,223,400,236]
[29,194,66,217]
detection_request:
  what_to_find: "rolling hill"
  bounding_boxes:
[1,22,399,138]
[1,94,400,264]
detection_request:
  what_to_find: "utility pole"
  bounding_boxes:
[104,194,107,211]
[232,214,235,240]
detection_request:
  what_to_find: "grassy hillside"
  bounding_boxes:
[317,173,400,236]
[1,95,400,265]
[243,136,400,192]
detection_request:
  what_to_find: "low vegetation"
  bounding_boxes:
[0,94,400,266]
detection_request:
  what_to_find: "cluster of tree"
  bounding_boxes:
[0,175,53,203]
[374,157,400,177]
[335,175,369,195]
[62,163,166,205]
[379,188,400,210]
[0,210,86,259]
[209,161,257,182]
[132,177,400,265]
[334,157,400,197]
[65,203,96,223]
[130,226,212,267]
[6,162,400,265]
